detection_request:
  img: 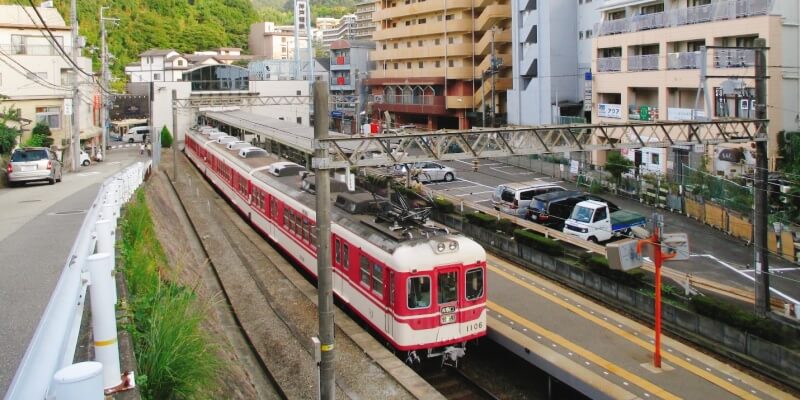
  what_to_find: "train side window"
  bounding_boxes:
[342,244,349,270]
[407,276,430,309]
[283,209,291,229]
[270,198,278,220]
[334,238,341,265]
[465,268,484,300]
[302,219,310,242]
[360,256,370,286]
[295,214,303,236]
[438,271,457,304]
[372,263,383,296]
[310,223,317,247]
[389,271,395,306]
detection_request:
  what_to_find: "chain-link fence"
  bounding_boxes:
[682,164,752,215]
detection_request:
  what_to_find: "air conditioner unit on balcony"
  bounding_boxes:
[373,95,383,103]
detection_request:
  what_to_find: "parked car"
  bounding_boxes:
[80,151,91,166]
[492,181,564,218]
[563,200,646,243]
[390,162,456,183]
[121,126,150,143]
[525,191,619,229]
[6,147,63,186]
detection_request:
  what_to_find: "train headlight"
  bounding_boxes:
[437,242,446,252]
[432,239,458,253]
[448,241,458,251]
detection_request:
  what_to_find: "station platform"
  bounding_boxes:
[487,254,793,400]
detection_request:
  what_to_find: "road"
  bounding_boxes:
[0,147,145,396]
[414,158,800,306]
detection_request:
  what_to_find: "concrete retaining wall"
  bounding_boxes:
[438,213,800,391]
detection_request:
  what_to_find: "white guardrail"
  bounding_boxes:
[4,161,150,400]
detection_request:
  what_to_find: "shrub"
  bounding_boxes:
[432,196,455,214]
[160,126,173,148]
[589,180,605,194]
[496,218,517,235]
[581,253,645,287]
[513,229,563,256]
[689,295,794,345]
[465,211,496,229]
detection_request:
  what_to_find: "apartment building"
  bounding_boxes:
[329,39,375,133]
[591,0,799,173]
[322,15,357,49]
[353,0,378,40]
[0,4,98,148]
[367,0,511,130]
[508,1,602,126]
[249,22,311,59]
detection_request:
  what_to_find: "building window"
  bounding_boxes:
[445,14,454,20]
[418,61,423,68]
[60,68,72,86]
[382,43,386,50]
[393,43,398,49]
[651,153,660,165]
[35,106,61,129]
[448,37,454,44]
[532,25,537,43]
[579,31,584,40]
[586,29,592,38]
[435,38,440,45]
[418,18,426,24]
[394,63,399,69]
[418,40,423,47]
[407,62,412,68]
[405,20,411,26]
[407,41,411,48]
[154,73,161,80]
[297,117,302,124]
[435,61,441,68]
[448,60,454,67]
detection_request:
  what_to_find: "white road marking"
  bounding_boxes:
[694,254,800,304]
[453,191,495,197]
[447,177,495,189]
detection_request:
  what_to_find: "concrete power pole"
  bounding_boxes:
[753,38,770,316]
[70,0,80,172]
[312,80,335,399]
[99,8,118,157]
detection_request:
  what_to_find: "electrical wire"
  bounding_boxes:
[0,50,71,91]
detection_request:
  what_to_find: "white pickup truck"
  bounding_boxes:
[563,200,647,243]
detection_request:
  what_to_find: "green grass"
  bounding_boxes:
[120,190,220,399]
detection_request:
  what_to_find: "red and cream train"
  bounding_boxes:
[184,126,487,363]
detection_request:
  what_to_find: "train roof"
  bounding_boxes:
[188,129,460,254]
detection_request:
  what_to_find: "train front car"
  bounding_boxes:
[390,234,487,365]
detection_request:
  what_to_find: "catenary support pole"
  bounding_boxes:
[753,38,770,316]
[70,0,80,172]
[312,80,335,399]
[652,214,664,368]
[172,89,178,182]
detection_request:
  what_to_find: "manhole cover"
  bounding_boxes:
[19,199,42,203]
[52,210,87,216]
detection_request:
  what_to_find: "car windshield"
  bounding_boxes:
[500,188,515,203]
[571,206,594,223]
[11,150,47,162]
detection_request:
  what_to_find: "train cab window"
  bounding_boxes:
[438,272,458,304]
[407,276,431,309]
[465,268,484,300]
[342,244,349,270]
[335,239,341,264]
[360,256,370,285]
[372,263,383,296]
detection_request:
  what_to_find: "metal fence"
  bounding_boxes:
[5,162,149,400]
[682,164,752,215]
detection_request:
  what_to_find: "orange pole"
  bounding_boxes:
[653,226,662,368]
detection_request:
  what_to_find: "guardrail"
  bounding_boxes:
[4,161,150,400]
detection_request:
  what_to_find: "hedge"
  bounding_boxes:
[690,295,797,346]
[432,196,455,214]
[465,211,496,229]
[581,254,645,288]
[513,229,563,256]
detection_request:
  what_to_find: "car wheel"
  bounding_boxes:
[588,236,598,244]
[444,172,454,182]
[48,177,55,185]
[82,160,90,166]
[128,138,134,143]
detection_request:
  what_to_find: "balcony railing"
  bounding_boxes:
[628,54,659,71]
[667,51,701,70]
[714,48,755,68]
[331,77,352,86]
[595,0,774,37]
[0,44,71,56]
[189,79,249,91]
[332,56,350,66]
[597,57,622,72]
[372,94,436,106]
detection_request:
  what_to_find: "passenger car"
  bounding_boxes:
[491,181,564,218]
[121,126,150,143]
[390,162,457,182]
[6,147,62,186]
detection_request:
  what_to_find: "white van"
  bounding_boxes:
[122,126,150,143]
[491,181,565,218]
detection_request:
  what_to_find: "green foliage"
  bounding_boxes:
[120,190,220,399]
[0,107,22,156]
[776,131,800,223]
[160,126,173,149]
[432,196,454,214]
[605,151,634,183]
[464,211,497,229]
[690,295,796,346]
[513,229,563,256]
[496,218,516,235]
[25,123,54,148]
[589,180,605,194]
[581,253,645,287]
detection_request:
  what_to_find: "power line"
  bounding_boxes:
[0,50,71,91]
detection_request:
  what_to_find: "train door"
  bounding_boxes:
[436,268,460,327]
[385,271,395,336]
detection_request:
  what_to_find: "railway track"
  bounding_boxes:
[419,366,500,400]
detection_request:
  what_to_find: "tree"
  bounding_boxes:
[605,151,634,185]
[0,108,22,156]
[160,125,173,148]
[29,123,54,148]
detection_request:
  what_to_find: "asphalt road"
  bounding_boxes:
[415,158,800,306]
[0,147,144,396]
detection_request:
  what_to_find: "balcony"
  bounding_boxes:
[370,43,473,61]
[597,57,622,72]
[331,76,353,91]
[373,0,473,21]
[628,54,659,71]
[667,51,700,70]
[595,0,774,37]
[371,93,447,115]
[330,55,350,70]
[372,19,472,41]
[476,4,511,32]
[714,48,755,68]
[475,28,511,55]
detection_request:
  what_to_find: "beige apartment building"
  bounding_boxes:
[591,0,799,172]
[367,0,511,129]
[353,0,378,40]
[249,22,310,59]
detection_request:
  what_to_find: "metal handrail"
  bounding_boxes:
[4,161,150,400]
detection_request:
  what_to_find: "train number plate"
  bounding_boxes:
[440,314,456,324]
[440,306,456,314]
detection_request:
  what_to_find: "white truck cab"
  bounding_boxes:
[563,200,646,243]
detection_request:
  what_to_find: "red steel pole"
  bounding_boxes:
[653,226,662,368]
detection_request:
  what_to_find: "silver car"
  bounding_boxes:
[391,162,457,183]
[7,147,63,186]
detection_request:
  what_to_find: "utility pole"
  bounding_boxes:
[354,69,362,135]
[312,80,334,399]
[490,26,497,128]
[70,0,80,172]
[753,38,770,316]
[172,89,178,180]
[99,7,118,158]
